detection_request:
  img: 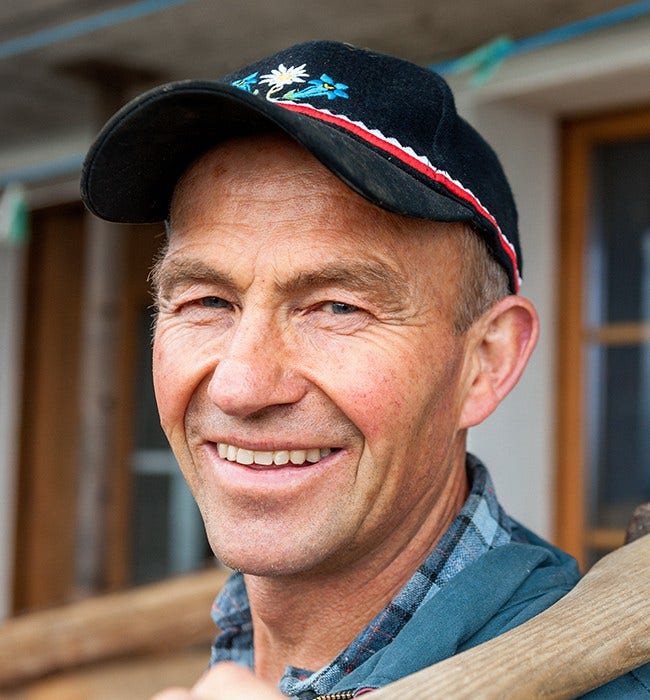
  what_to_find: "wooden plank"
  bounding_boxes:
[555,118,588,565]
[564,103,650,142]
[3,648,208,700]
[584,527,626,551]
[75,214,127,594]
[106,223,165,591]
[0,567,228,689]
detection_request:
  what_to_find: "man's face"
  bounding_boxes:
[153,135,476,578]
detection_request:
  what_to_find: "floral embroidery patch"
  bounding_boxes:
[231,63,349,103]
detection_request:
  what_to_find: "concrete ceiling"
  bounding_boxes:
[0,0,642,171]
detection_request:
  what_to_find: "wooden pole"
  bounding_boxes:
[75,77,129,594]
[67,60,160,595]
[75,207,125,593]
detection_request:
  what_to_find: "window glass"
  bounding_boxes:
[588,138,650,325]
[586,345,650,528]
[585,136,650,564]
[130,307,210,585]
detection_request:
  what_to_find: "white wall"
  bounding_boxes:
[0,243,26,620]
[455,15,650,539]
[465,104,558,538]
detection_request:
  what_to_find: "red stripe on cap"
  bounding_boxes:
[277,100,520,291]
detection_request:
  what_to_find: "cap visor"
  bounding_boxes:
[81,81,475,225]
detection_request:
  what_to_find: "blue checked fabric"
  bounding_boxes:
[210,455,514,699]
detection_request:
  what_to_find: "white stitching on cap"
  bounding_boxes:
[276,100,521,290]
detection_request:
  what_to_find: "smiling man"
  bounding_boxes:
[81,41,650,699]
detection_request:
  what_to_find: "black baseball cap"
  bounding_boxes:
[81,40,522,292]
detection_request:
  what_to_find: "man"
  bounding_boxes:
[81,41,650,698]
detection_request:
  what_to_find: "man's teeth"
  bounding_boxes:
[217,444,332,466]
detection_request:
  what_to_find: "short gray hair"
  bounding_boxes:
[453,225,511,334]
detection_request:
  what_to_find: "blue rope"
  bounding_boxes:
[0,0,197,60]
[1,0,650,185]
[431,0,650,84]
[514,0,650,55]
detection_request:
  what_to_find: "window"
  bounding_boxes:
[557,106,650,569]
[14,205,211,612]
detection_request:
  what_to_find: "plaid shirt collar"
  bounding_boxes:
[210,455,513,698]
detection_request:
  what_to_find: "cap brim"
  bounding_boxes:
[81,80,476,225]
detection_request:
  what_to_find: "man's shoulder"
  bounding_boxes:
[416,533,582,654]
[334,536,650,697]
[459,521,582,645]
[336,534,581,691]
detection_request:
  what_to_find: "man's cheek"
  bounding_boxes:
[329,368,404,444]
[152,349,188,433]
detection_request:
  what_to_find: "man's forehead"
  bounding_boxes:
[161,133,468,324]
[168,133,451,249]
[170,133,351,212]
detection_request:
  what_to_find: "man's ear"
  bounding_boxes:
[459,295,539,429]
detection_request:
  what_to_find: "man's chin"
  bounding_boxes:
[220,560,314,580]
[209,536,345,580]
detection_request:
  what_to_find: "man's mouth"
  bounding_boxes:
[216,443,333,467]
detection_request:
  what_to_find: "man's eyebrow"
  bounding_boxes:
[153,257,410,308]
[279,262,410,307]
[152,258,236,300]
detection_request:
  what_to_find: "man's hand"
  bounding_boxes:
[151,662,285,699]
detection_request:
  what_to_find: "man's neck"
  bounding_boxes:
[244,462,469,685]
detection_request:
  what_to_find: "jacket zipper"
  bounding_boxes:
[314,691,356,700]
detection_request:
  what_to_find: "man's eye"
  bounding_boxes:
[324,301,360,315]
[199,296,231,309]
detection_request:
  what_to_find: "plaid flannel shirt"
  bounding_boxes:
[210,454,514,699]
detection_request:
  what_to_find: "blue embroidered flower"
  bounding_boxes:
[285,73,349,101]
[231,72,259,93]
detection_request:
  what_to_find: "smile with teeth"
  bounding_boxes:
[217,443,333,466]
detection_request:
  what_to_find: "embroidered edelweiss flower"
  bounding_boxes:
[259,63,309,88]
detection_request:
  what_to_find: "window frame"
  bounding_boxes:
[556,104,650,569]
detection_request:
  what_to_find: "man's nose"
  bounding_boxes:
[206,314,308,418]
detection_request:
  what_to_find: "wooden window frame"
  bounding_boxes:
[556,104,650,569]
[13,202,165,612]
